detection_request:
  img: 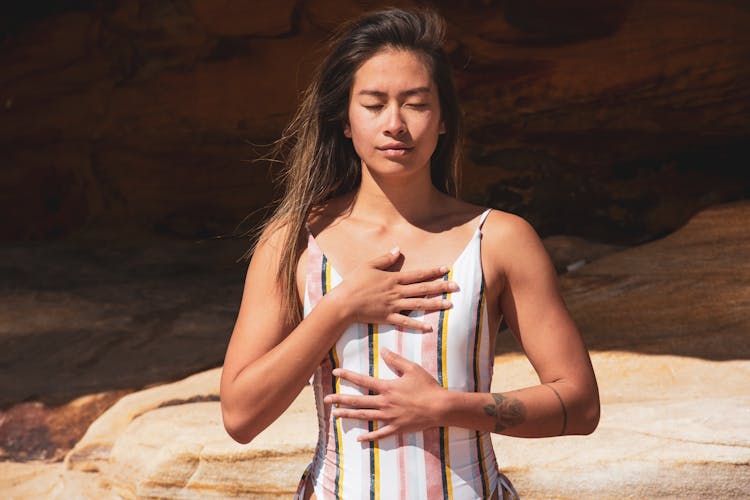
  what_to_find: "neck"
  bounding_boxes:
[349,161,445,227]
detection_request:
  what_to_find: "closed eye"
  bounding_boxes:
[364,105,383,111]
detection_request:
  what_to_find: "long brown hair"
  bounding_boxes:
[251,7,463,323]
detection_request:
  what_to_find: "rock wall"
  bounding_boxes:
[1,0,749,243]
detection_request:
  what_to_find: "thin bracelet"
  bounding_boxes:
[544,383,567,436]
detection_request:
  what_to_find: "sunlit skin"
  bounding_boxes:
[344,48,445,189]
[220,47,599,500]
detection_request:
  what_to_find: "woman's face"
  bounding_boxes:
[345,48,444,181]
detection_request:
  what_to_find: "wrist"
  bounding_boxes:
[430,387,455,428]
[320,286,356,326]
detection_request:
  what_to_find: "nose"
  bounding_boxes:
[384,105,406,136]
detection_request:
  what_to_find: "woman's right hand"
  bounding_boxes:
[329,247,458,331]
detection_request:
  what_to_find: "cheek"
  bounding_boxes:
[347,110,375,143]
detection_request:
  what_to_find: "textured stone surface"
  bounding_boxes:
[65,366,315,498]
[0,231,250,410]
[0,389,130,462]
[498,200,750,360]
[541,235,624,274]
[1,1,749,243]
[491,353,750,499]
[4,351,748,499]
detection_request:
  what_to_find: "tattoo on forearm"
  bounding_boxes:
[544,383,568,436]
[483,393,526,433]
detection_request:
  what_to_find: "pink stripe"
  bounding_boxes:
[396,327,408,500]
[421,307,444,499]
[306,232,324,304]
[320,357,337,498]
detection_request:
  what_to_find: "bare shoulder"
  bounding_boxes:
[482,209,541,248]
[254,217,292,258]
[481,209,553,278]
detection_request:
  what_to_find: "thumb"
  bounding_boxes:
[381,347,411,375]
[369,246,401,270]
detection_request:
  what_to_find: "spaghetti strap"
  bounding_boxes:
[477,208,492,230]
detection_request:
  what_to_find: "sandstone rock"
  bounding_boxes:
[0,233,249,409]
[490,353,750,499]
[65,368,223,474]
[541,235,624,274]
[0,389,130,462]
[192,0,297,37]
[2,1,749,242]
[497,201,750,360]
[20,351,739,499]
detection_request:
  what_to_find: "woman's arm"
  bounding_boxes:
[324,212,600,440]
[476,211,600,436]
[220,225,457,444]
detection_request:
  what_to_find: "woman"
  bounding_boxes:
[220,7,599,499]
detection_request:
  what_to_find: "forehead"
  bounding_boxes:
[351,49,434,93]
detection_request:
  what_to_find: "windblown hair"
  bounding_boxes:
[253,7,463,323]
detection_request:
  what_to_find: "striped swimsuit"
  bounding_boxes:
[295,209,518,499]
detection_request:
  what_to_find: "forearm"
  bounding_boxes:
[222,292,351,443]
[439,380,599,437]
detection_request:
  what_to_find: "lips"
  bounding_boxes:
[377,143,413,158]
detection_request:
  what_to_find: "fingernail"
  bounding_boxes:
[390,246,400,256]
[332,368,341,376]
[449,282,459,291]
[443,300,452,308]
[439,265,449,273]
[381,347,392,355]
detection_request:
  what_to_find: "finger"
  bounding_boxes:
[396,265,449,285]
[385,312,432,332]
[369,247,401,270]
[396,297,452,312]
[331,368,382,392]
[381,347,415,375]
[324,393,380,408]
[399,279,459,298]
[331,408,383,420]
[357,424,398,442]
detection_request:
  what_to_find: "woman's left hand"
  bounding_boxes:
[323,348,445,441]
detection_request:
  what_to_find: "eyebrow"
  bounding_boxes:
[357,87,431,98]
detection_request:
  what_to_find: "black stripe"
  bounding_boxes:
[439,427,449,500]
[368,323,376,499]
[321,256,328,295]
[472,280,485,392]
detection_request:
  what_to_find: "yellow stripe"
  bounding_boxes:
[443,269,454,498]
[326,261,345,498]
[325,260,332,297]
[336,416,344,498]
[477,432,488,493]
[372,323,380,500]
